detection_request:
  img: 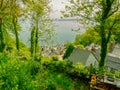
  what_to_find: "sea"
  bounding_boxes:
[19,19,86,46]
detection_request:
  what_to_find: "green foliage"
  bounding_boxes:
[0,0,54,53]
[42,58,90,81]
[111,13,120,44]
[0,58,49,89]
[0,0,22,51]
[63,43,75,59]
[52,55,59,61]
[42,58,90,89]
[0,60,32,89]
[4,39,30,60]
[115,71,120,78]
[75,28,101,46]
[0,54,90,90]
[26,0,54,56]
[51,74,73,90]
[4,36,28,53]
[62,0,120,69]
[0,53,9,64]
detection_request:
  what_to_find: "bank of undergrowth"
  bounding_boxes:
[0,52,90,90]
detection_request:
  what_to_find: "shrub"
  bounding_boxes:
[0,54,90,90]
[42,58,90,82]
[34,54,42,62]
[52,55,59,61]
[0,57,45,90]
[74,27,101,46]
[0,60,34,89]
[0,53,9,64]
[63,43,74,59]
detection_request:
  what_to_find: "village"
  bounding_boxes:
[0,0,120,89]
[40,43,120,89]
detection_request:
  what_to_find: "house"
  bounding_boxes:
[67,48,98,66]
[111,44,120,57]
[106,44,120,73]
[93,48,120,73]
[87,44,120,73]
[41,44,66,56]
[106,54,120,73]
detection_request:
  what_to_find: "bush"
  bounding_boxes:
[42,58,90,82]
[0,57,45,90]
[0,53,9,64]
[52,55,59,61]
[0,55,90,90]
[63,43,74,59]
[0,60,34,89]
[0,58,71,89]
[74,27,101,46]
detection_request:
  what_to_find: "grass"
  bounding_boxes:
[0,53,90,90]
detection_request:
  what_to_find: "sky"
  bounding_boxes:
[50,0,69,19]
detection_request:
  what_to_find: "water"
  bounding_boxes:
[19,20,85,46]
[53,20,85,44]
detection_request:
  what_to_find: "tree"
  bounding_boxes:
[0,0,54,54]
[62,0,120,69]
[0,17,4,52]
[75,27,101,46]
[0,0,23,51]
[63,43,74,59]
[10,0,23,51]
[23,0,54,57]
[0,0,7,52]
[110,13,120,44]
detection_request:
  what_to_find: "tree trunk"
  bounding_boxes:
[99,38,107,69]
[99,0,113,70]
[35,19,39,55]
[0,18,4,52]
[31,18,39,58]
[31,26,35,57]
[13,16,19,51]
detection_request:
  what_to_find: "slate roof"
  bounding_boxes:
[67,47,120,70]
[92,49,120,70]
[84,44,120,70]
[106,55,120,70]
[111,47,120,57]
[68,48,98,65]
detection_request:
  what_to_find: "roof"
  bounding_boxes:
[106,55,120,70]
[67,46,120,69]
[111,47,120,58]
[91,47,120,70]
[68,48,97,65]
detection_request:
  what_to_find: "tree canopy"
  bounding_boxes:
[0,0,54,55]
[62,0,120,69]
[75,27,101,46]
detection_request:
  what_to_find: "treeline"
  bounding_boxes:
[0,0,54,57]
[62,0,120,70]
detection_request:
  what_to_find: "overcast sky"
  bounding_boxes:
[50,0,69,19]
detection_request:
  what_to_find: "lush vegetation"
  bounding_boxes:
[62,0,120,70]
[63,43,75,59]
[0,0,54,56]
[74,26,120,47]
[0,52,119,89]
[74,28,101,46]
[0,52,91,90]
[0,0,120,89]
[0,0,91,89]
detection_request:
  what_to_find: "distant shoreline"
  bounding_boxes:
[53,18,79,21]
